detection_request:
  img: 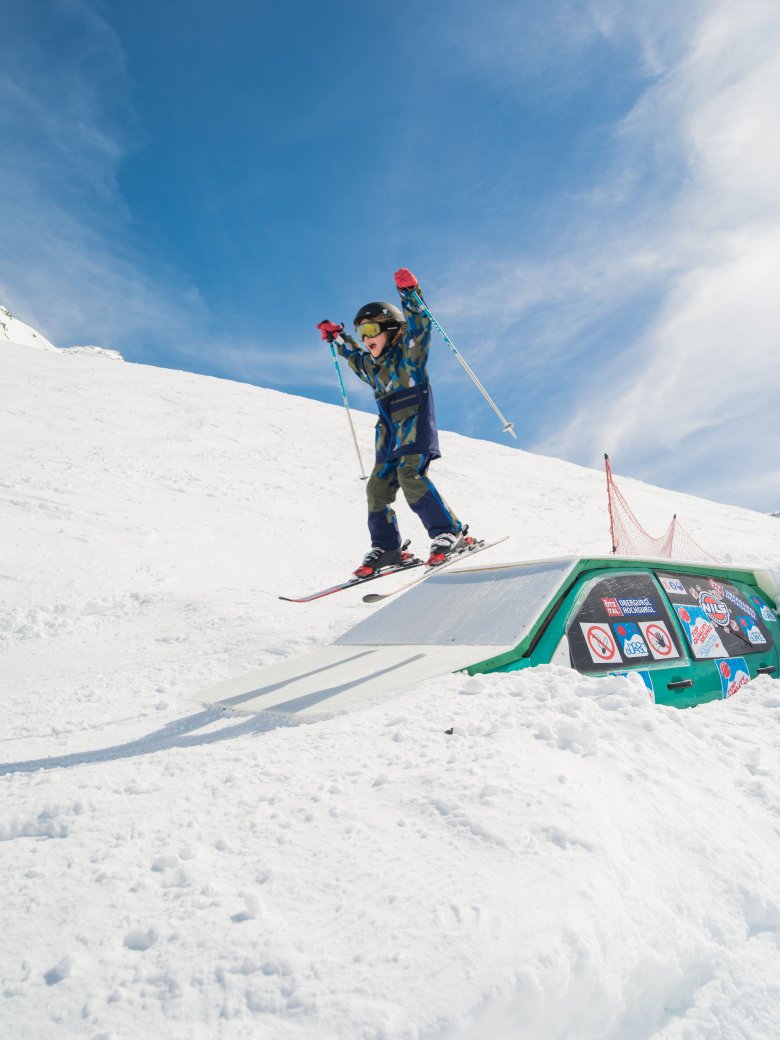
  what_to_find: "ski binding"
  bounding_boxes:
[362,535,509,603]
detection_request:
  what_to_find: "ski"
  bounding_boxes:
[362,536,509,603]
[279,550,423,604]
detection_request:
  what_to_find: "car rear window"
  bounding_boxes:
[655,571,776,659]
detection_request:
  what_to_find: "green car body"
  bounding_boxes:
[466,557,780,707]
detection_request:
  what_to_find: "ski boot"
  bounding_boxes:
[426,526,476,567]
[353,547,398,578]
[353,540,417,578]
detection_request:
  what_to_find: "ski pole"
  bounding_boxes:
[411,290,517,439]
[329,339,368,480]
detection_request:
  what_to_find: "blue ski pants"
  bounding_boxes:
[366,453,462,550]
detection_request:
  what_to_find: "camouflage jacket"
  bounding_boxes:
[336,286,441,463]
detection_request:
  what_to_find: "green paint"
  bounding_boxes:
[462,557,779,709]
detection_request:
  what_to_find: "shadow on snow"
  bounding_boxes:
[0,708,294,775]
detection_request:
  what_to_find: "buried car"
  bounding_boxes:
[200,556,780,717]
[463,557,780,706]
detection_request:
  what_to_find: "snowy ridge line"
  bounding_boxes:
[1,304,58,350]
[61,345,124,360]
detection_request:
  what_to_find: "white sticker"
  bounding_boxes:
[639,620,680,660]
[660,577,686,596]
[580,623,623,664]
[674,605,727,659]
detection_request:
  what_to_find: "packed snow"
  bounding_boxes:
[3,331,780,1040]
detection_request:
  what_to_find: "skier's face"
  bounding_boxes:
[363,330,389,357]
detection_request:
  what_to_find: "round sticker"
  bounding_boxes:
[699,591,730,628]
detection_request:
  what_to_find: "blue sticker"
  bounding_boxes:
[612,621,650,659]
[750,595,778,625]
[736,616,766,645]
[659,576,686,596]
[716,657,751,698]
[615,596,657,616]
[723,588,757,619]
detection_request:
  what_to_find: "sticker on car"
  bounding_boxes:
[660,576,686,596]
[698,590,730,628]
[673,605,727,659]
[736,617,766,645]
[716,657,750,698]
[580,622,623,664]
[750,596,778,625]
[612,622,650,659]
[638,620,680,660]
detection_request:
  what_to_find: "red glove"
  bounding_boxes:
[317,320,344,342]
[394,268,418,289]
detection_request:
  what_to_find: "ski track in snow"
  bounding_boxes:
[2,341,780,1039]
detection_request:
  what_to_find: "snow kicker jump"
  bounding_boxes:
[197,558,571,718]
[197,555,780,717]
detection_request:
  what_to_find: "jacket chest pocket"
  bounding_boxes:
[388,390,422,415]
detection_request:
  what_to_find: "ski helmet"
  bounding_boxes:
[353,301,404,332]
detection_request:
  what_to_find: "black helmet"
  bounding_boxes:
[353,301,404,328]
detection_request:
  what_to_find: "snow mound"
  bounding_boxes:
[62,345,124,361]
[0,304,57,351]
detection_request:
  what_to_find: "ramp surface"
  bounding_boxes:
[199,558,577,718]
[338,557,576,646]
[198,644,503,718]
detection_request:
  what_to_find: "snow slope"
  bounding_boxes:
[3,338,780,1040]
[1,305,57,351]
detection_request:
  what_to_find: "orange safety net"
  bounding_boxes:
[605,455,718,562]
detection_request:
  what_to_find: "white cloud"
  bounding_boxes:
[563,0,780,511]
[461,0,780,512]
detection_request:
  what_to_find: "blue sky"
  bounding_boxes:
[2,0,779,513]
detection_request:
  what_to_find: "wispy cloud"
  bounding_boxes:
[434,0,780,511]
[551,0,780,511]
[0,1,287,382]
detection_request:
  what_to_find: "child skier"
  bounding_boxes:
[317,268,470,578]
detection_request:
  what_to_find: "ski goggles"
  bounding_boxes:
[356,321,384,340]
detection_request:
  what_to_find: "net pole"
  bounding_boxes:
[604,454,618,554]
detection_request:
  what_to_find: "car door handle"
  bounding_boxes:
[757,665,777,674]
[667,679,694,689]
